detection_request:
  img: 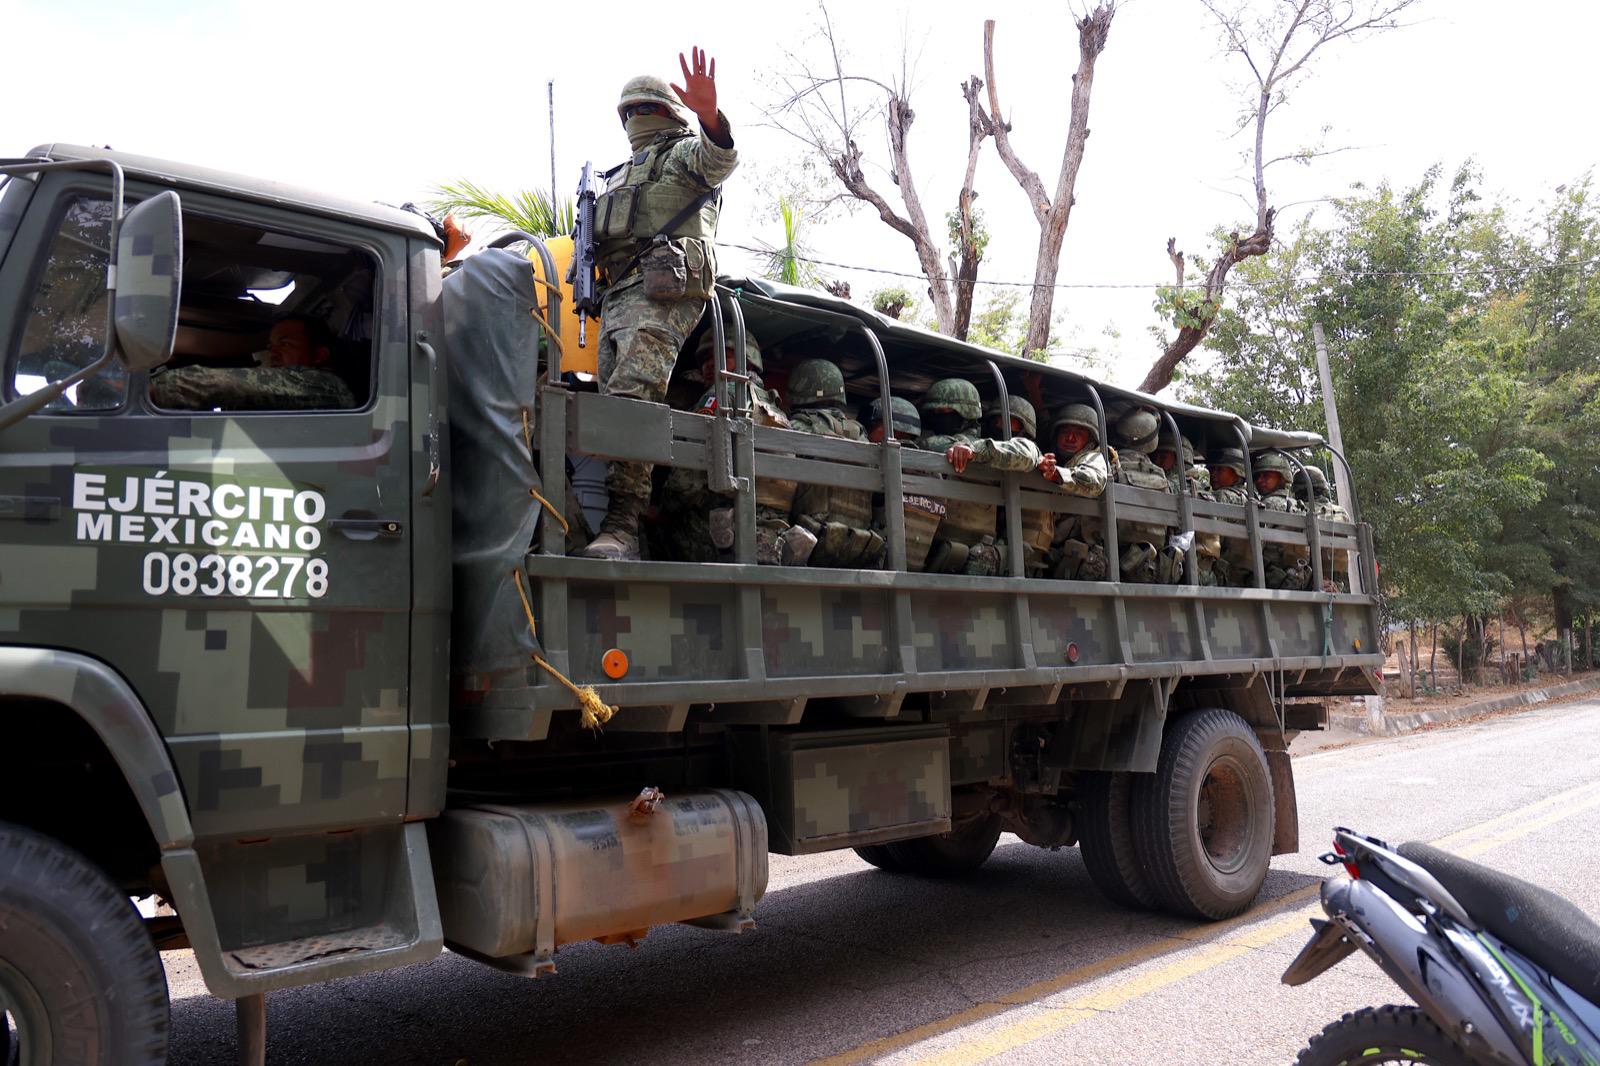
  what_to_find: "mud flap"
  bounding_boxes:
[1265,747,1299,855]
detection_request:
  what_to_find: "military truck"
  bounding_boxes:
[0,145,1381,1065]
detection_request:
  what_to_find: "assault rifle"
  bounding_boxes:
[569,161,600,347]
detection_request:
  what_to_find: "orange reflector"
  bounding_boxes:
[602,648,629,679]
[1353,638,1362,652]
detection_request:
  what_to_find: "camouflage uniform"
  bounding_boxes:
[656,333,802,565]
[582,75,739,562]
[1254,451,1312,591]
[1109,408,1183,585]
[863,397,944,571]
[1296,463,1351,591]
[1041,403,1110,581]
[1205,447,1253,586]
[1154,435,1220,586]
[788,359,883,568]
[919,379,1001,576]
[149,364,356,411]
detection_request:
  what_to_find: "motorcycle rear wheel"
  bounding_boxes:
[1295,1006,1472,1066]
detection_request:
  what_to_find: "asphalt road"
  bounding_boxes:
[163,696,1600,1065]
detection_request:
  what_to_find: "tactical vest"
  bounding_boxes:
[921,429,999,551]
[881,493,945,571]
[596,132,722,279]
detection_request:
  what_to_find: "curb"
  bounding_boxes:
[1328,675,1600,737]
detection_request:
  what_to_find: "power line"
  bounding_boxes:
[723,240,1600,292]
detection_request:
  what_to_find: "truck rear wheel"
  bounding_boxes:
[0,823,168,1066]
[883,814,1003,877]
[1077,772,1157,910]
[1131,708,1274,920]
[852,844,904,872]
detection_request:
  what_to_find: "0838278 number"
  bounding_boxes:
[142,552,329,599]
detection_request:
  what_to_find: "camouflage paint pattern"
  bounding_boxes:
[949,722,1007,785]
[762,586,892,677]
[569,578,738,681]
[910,593,1016,672]
[736,727,951,855]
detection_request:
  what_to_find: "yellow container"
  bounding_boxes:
[528,234,600,375]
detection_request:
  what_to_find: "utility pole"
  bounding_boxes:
[1312,321,1351,507]
[548,81,558,214]
[1314,319,1361,594]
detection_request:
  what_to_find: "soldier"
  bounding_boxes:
[149,317,357,411]
[1109,407,1183,584]
[1297,463,1349,521]
[787,358,883,568]
[582,47,740,561]
[1152,433,1222,585]
[1296,463,1351,591]
[656,331,808,565]
[918,379,1006,575]
[944,395,1044,474]
[1207,447,1251,506]
[864,396,944,571]
[1038,403,1109,580]
[1253,450,1312,590]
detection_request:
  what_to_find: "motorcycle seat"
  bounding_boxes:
[1399,841,1600,1005]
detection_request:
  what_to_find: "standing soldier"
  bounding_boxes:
[582,47,739,561]
[788,359,883,568]
[1252,450,1312,590]
[1038,403,1109,580]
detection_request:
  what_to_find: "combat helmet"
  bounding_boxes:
[1253,450,1294,480]
[1208,447,1248,479]
[865,396,921,440]
[1049,403,1100,445]
[982,395,1037,439]
[1296,463,1331,498]
[1112,407,1161,454]
[921,378,982,422]
[789,358,847,409]
[696,329,763,374]
[1151,434,1197,471]
[617,75,689,126]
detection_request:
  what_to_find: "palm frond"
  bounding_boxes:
[427,180,575,238]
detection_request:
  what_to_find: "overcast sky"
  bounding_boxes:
[3,0,1594,386]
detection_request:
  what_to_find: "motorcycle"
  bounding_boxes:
[1282,827,1600,1065]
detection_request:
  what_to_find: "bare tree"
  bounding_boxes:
[977,6,1116,358]
[1138,0,1419,394]
[764,4,992,337]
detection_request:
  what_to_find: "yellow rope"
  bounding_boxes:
[528,485,570,535]
[513,569,615,730]
[520,408,572,536]
[528,303,577,372]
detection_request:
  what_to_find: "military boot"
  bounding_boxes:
[581,497,644,561]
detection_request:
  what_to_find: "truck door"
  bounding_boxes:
[0,172,414,841]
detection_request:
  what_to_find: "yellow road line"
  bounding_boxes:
[819,773,1600,1066]
[1431,779,1600,853]
[810,885,1322,1066]
[908,911,1313,1066]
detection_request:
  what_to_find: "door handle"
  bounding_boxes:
[329,516,404,540]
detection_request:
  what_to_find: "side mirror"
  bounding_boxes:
[113,190,182,371]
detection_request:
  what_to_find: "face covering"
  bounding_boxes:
[625,114,683,150]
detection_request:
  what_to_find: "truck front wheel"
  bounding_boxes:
[1131,709,1274,920]
[0,823,169,1066]
[883,814,1003,877]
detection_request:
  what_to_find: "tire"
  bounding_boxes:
[0,823,168,1066]
[1295,1006,1472,1066]
[1077,771,1158,910]
[883,815,1003,877]
[853,844,904,872]
[1131,707,1274,919]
